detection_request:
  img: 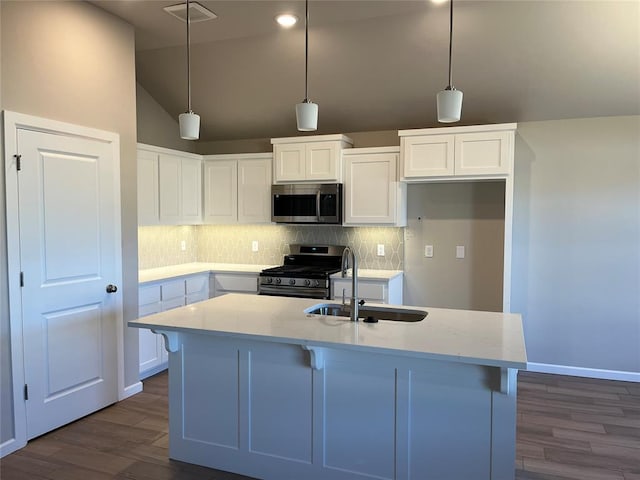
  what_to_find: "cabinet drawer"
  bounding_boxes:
[162,296,185,311]
[139,285,161,305]
[334,281,386,302]
[161,280,186,300]
[186,275,208,295]
[138,302,161,317]
[214,274,258,293]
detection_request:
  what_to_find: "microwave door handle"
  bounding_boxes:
[316,190,321,221]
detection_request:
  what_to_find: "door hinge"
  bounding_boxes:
[20,272,24,287]
[14,154,22,171]
[24,384,29,401]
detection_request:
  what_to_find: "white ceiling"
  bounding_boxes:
[91,0,640,142]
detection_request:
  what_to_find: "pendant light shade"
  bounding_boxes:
[180,0,200,140]
[179,111,201,140]
[296,0,318,132]
[437,88,463,123]
[437,0,462,123]
[296,101,318,131]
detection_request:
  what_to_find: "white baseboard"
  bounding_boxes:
[526,362,640,383]
[0,437,26,459]
[121,381,143,400]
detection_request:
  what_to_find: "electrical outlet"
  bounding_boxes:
[180,240,186,251]
[377,244,385,256]
[424,245,433,258]
[252,240,259,252]
[456,245,465,259]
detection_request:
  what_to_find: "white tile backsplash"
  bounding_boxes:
[138,225,403,270]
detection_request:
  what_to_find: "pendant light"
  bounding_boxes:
[295,0,318,131]
[179,0,200,140]
[437,0,463,123]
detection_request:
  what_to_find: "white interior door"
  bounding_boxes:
[17,128,120,439]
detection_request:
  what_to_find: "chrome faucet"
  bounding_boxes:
[341,246,360,322]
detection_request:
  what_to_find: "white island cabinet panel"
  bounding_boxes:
[248,344,313,463]
[181,335,239,449]
[324,358,396,479]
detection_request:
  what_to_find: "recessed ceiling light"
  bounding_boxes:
[275,13,298,28]
[431,0,447,4]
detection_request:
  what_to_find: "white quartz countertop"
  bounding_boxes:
[129,294,527,369]
[139,262,275,284]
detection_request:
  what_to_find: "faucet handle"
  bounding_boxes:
[358,299,365,306]
[342,288,346,305]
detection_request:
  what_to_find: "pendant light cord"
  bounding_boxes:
[304,0,309,102]
[186,0,192,112]
[447,0,454,89]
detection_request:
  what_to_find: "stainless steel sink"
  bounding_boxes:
[305,303,427,322]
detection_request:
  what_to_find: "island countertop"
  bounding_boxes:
[129,293,527,369]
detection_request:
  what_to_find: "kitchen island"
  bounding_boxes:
[129,294,527,480]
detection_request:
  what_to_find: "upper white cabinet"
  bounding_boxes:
[271,134,353,183]
[203,153,272,224]
[399,123,516,180]
[343,147,407,226]
[137,144,202,226]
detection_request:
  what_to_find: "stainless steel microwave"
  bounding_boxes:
[271,183,342,224]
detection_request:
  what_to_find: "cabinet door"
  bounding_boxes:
[273,144,306,182]
[158,154,182,224]
[454,131,511,175]
[401,134,455,178]
[306,142,340,181]
[186,274,209,304]
[181,157,202,224]
[137,150,159,225]
[203,160,238,224]
[332,279,387,303]
[238,158,272,224]
[344,152,398,225]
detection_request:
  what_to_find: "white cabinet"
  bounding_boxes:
[159,154,202,224]
[343,147,406,226]
[399,124,516,180]
[137,144,202,226]
[137,149,160,225]
[203,154,272,224]
[271,134,353,183]
[212,273,259,297]
[332,273,403,305]
[138,273,210,379]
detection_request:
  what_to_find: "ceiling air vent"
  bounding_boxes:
[163,2,217,23]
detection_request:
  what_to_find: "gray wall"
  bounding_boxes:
[403,182,505,312]
[1,0,140,445]
[136,82,197,153]
[512,116,640,373]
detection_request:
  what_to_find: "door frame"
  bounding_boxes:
[2,110,125,456]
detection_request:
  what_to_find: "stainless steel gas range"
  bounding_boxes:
[258,244,346,299]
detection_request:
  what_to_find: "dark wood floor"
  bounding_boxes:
[1,371,638,480]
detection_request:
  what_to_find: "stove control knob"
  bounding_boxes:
[314,280,320,287]
[275,278,281,285]
[266,277,273,284]
[289,278,296,286]
[304,279,311,286]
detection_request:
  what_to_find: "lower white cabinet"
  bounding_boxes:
[332,273,403,305]
[138,273,209,379]
[212,273,259,297]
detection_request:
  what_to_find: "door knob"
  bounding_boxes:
[106,284,118,294]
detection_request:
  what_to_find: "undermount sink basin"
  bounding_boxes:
[305,303,428,323]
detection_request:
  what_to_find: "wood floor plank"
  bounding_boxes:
[522,458,625,480]
[520,412,606,433]
[552,427,640,449]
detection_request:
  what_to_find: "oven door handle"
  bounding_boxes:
[316,189,321,221]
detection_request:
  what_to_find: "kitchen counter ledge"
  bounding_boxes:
[129,293,526,369]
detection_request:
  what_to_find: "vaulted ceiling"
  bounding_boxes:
[92,1,639,142]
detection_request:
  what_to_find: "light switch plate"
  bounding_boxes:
[180,240,186,251]
[424,245,433,258]
[377,244,385,256]
[456,245,465,259]
[252,240,259,252]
